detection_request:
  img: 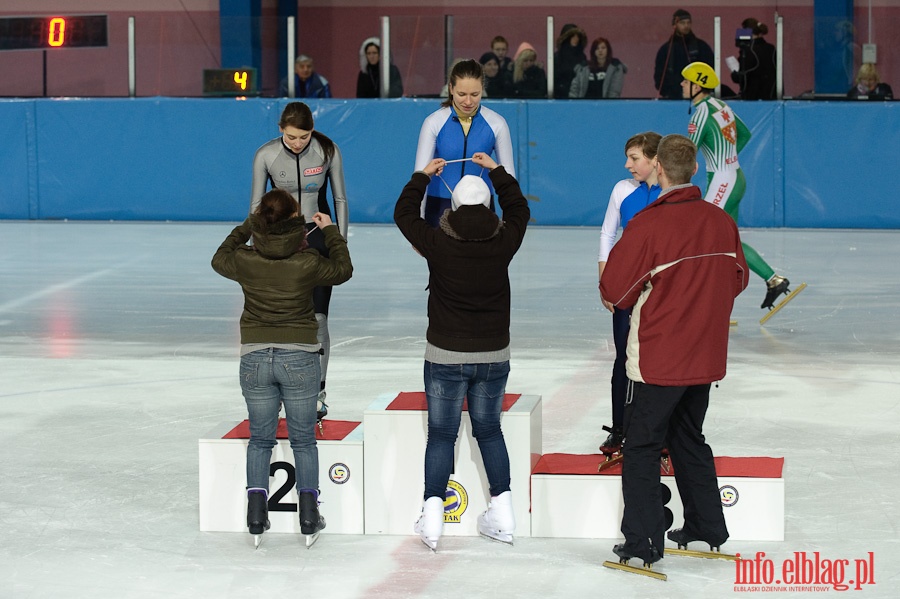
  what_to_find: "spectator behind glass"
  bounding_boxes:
[512,43,548,98]
[480,52,514,98]
[279,55,332,98]
[726,18,776,100]
[654,9,714,99]
[554,23,588,99]
[848,63,894,100]
[570,37,627,98]
[356,37,403,98]
[491,36,513,73]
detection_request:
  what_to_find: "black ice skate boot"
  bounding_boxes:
[599,425,624,454]
[299,489,326,547]
[667,527,728,551]
[761,275,790,310]
[246,488,270,548]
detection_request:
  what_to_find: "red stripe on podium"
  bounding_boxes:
[386,391,521,411]
[532,453,784,478]
[222,419,360,441]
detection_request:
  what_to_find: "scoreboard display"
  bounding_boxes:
[0,15,109,50]
[203,68,259,96]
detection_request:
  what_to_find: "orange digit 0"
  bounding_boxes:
[49,17,66,47]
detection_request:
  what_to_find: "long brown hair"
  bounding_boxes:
[278,101,335,162]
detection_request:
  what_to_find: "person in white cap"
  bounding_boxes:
[394,152,530,552]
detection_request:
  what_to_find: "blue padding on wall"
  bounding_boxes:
[784,101,900,228]
[0,100,35,219]
[0,97,896,228]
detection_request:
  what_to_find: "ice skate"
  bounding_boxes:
[316,390,328,436]
[299,490,326,548]
[414,496,444,551]
[477,491,515,545]
[760,277,807,325]
[246,488,270,549]
[666,528,736,561]
[597,425,624,472]
[602,543,666,581]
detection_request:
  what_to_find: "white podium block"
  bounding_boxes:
[363,392,541,537]
[199,419,364,534]
[531,454,784,541]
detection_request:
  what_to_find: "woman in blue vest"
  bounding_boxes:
[415,59,516,227]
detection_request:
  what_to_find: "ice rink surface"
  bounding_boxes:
[2,221,899,598]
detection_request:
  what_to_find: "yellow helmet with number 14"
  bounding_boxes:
[681,62,719,90]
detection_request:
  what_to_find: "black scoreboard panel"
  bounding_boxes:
[0,15,108,50]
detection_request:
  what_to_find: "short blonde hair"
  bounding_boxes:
[856,63,880,84]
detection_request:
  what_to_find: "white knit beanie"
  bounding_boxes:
[450,175,491,210]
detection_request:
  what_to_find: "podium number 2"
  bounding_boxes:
[268,461,297,512]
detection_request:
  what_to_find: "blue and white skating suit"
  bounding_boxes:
[250,136,348,240]
[598,179,661,262]
[414,105,515,226]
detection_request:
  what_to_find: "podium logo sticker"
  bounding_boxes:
[443,480,468,523]
[329,463,349,484]
[720,484,739,507]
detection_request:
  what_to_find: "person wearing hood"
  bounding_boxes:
[394,152,530,552]
[654,9,714,99]
[356,37,403,98]
[211,189,353,547]
[554,23,588,98]
[570,37,627,98]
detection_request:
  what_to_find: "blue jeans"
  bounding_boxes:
[423,360,511,499]
[240,348,320,494]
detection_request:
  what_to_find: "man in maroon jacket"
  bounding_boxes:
[600,134,749,567]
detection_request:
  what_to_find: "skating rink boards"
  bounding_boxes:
[2,223,898,598]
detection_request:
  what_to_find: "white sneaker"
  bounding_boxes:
[414,496,444,551]
[478,491,515,544]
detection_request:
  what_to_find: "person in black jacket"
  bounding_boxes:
[356,37,403,98]
[727,18,776,100]
[654,9,714,99]
[394,152,529,552]
[553,23,587,99]
[848,63,894,100]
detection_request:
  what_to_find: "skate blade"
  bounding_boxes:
[760,282,807,325]
[304,533,320,548]
[479,530,514,545]
[597,454,623,472]
[730,320,738,327]
[419,536,438,551]
[253,534,263,549]
[602,560,667,581]
[667,547,738,561]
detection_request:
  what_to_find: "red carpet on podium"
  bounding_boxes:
[386,391,521,411]
[222,419,361,441]
[532,453,784,478]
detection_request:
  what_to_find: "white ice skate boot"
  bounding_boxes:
[478,491,515,545]
[414,496,444,551]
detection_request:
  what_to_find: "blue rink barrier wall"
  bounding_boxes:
[1,97,897,227]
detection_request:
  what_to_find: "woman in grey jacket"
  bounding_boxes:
[570,37,627,99]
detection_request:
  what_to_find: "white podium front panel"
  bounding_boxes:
[363,392,541,537]
[531,454,784,541]
[198,420,364,534]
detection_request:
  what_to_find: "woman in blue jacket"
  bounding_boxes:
[415,59,516,227]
